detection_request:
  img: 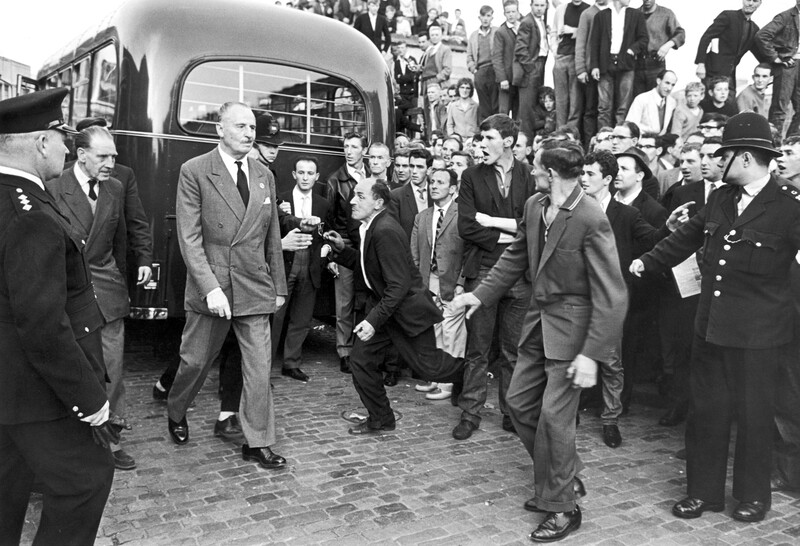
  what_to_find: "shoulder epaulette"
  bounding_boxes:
[779,184,800,202]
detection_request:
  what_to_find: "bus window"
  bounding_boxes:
[179,60,367,147]
[72,57,91,121]
[89,43,117,124]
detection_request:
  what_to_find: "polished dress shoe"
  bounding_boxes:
[281,367,309,382]
[214,415,244,441]
[168,417,189,445]
[529,506,582,542]
[452,419,477,440]
[242,444,286,469]
[340,356,351,374]
[383,371,399,387]
[113,449,136,471]
[732,500,769,522]
[672,497,724,519]
[602,424,622,448]
[502,415,517,434]
[348,420,396,435]
[152,385,168,401]
[658,407,686,427]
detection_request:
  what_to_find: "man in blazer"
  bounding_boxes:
[47,125,152,472]
[272,156,330,383]
[453,140,627,542]
[0,89,115,545]
[625,70,678,135]
[419,24,453,97]
[514,0,549,136]
[323,180,464,435]
[389,148,433,238]
[167,102,288,471]
[456,114,535,440]
[589,0,649,128]
[353,0,393,53]
[393,42,420,135]
[695,1,764,93]
[493,0,521,118]
[632,113,800,523]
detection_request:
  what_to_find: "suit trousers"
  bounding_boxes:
[658,291,698,414]
[474,65,499,123]
[507,322,584,513]
[685,335,780,504]
[775,340,800,488]
[430,286,467,359]
[598,68,635,129]
[581,79,599,147]
[101,317,126,419]
[498,85,519,119]
[768,62,800,138]
[272,251,317,369]
[350,319,464,425]
[518,58,547,137]
[633,56,666,98]
[460,267,530,425]
[169,311,276,447]
[598,342,623,425]
[553,53,583,132]
[334,264,355,358]
[0,417,114,546]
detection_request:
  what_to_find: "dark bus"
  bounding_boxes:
[37,0,394,319]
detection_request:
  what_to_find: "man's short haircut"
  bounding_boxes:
[75,125,113,150]
[517,130,533,147]
[700,112,729,126]
[429,23,443,33]
[343,131,367,147]
[755,62,772,73]
[617,120,640,140]
[480,113,518,143]
[540,141,584,179]
[417,31,429,39]
[370,181,392,206]
[294,155,319,171]
[684,81,706,96]
[707,75,730,92]
[584,150,619,180]
[443,137,463,150]
[656,69,676,81]
[430,168,458,186]
[552,126,580,142]
[451,150,474,166]
[640,131,660,143]
[734,148,772,167]
[597,126,614,134]
[702,136,723,147]
[503,0,519,7]
[368,141,391,157]
[218,101,250,121]
[479,5,493,16]
[680,142,702,156]
[409,147,433,167]
[784,136,800,147]
[658,133,678,150]
[394,150,411,161]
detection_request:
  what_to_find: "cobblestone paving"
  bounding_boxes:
[20,322,800,545]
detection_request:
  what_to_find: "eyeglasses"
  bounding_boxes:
[699,125,718,130]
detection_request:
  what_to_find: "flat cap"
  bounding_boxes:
[0,88,77,135]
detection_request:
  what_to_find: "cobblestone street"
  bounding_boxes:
[20,321,800,545]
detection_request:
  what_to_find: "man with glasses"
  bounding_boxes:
[611,121,659,199]
[698,114,727,139]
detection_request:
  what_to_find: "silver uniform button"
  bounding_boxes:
[72,406,79,412]
[716,275,722,281]
[714,290,721,297]
[84,327,90,332]
[729,230,736,236]
[719,259,726,266]
[78,412,83,417]
[756,242,762,247]
[723,244,731,251]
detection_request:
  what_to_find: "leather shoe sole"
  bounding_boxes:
[452,420,477,440]
[113,449,136,471]
[281,368,309,382]
[502,415,517,434]
[672,497,724,519]
[732,500,769,522]
[168,417,189,445]
[348,421,396,435]
[603,424,622,448]
[152,385,168,401]
[529,507,582,542]
[242,444,286,469]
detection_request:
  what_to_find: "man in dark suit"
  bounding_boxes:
[167,102,288,471]
[389,148,433,238]
[354,0,393,53]
[454,140,628,542]
[0,88,116,545]
[272,156,329,383]
[493,0,521,118]
[633,112,800,523]
[323,180,464,434]
[47,125,152,472]
[456,114,535,440]
[695,0,765,93]
[393,41,420,135]
[589,0,649,128]
[514,0,549,136]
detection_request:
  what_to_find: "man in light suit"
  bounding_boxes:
[353,0,393,53]
[167,102,288,470]
[453,140,627,542]
[625,70,678,135]
[47,125,152,471]
[323,180,464,435]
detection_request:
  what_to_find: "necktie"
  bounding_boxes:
[431,207,444,273]
[88,178,98,201]
[658,98,666,130]
[417,187,427,202]
[733,186,744,217]
[234,161,249,207]
[497,171,507,198]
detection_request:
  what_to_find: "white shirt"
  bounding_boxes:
[609,5,627,55]
[292,186,312,218]
[218,146,250,188]
[358,211,382,291]
[431,198,453,252]
[614,185,641,206]
[704,180,722,202]
[346,164,366,184]
[737,174,770,216]
[0,165,44,191]
[369,12,378,31]
[73,163,98,214]
[599,193,612,213]
[413,182,429,212]
[535,16,548,57]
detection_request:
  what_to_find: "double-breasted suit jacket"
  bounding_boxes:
[410,202,464,301]
[177,148,286,316]
[47,167,129,322]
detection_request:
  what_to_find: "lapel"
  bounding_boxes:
[732,178,775,229]
[441,201,457,234]
[422,207,433,247]
[404,183,418,212]
[605,198,621,227]
[86,180,115,250]
[482,164,504,212]
[233,161,269,244]
[208,149,246,222]
[61,169,94,236]
[539,185,583,274]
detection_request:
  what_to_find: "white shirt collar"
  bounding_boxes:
[742,174,770,197]
[434,197,453,216]
[218,145,249,184]
[599,192,612,213]
[292,186,313,217]
[346,163,365,182]
[0,165,45,191]
[614,185,641,205]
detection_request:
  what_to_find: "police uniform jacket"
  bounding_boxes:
[0,173,107,424]
[640,176,800,349]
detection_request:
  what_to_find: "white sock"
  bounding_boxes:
[218,411,235,421]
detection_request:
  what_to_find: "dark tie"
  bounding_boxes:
[88,178,98,201]
[417,187,427,202]
[431,208,444,273]
[658,98,666,130]
[234,161,249,207]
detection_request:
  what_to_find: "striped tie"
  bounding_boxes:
[431,208,444,273]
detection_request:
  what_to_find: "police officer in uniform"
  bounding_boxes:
[632,112,800,523]
[0,88,117,544]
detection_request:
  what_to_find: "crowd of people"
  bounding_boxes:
[3,0,800,544]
